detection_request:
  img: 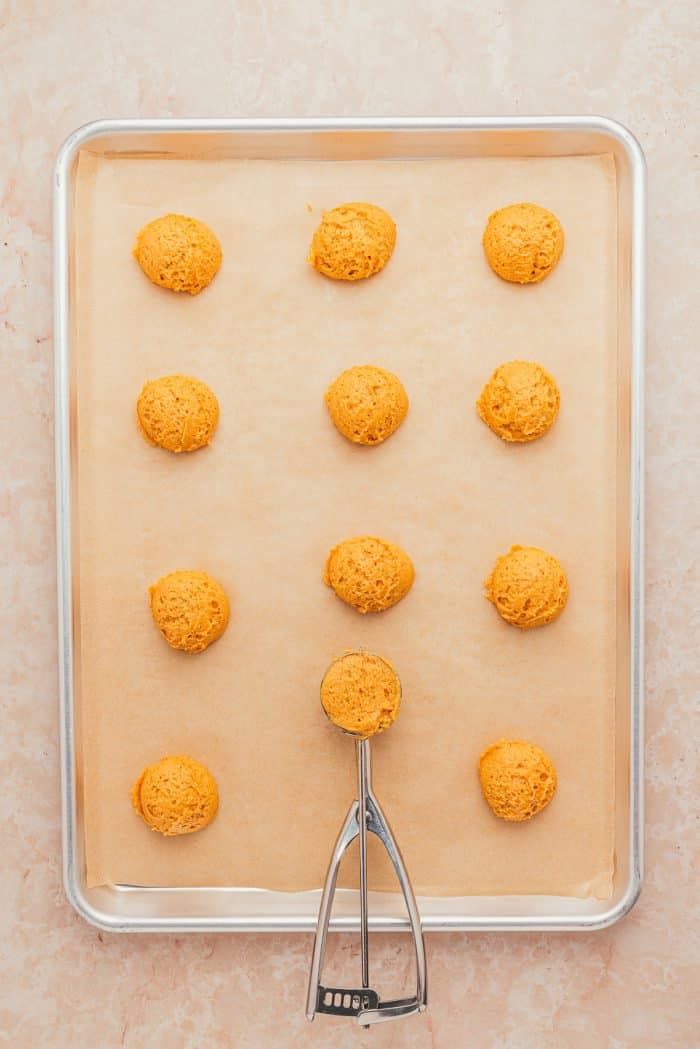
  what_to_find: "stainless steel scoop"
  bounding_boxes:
[306,653,427,1027]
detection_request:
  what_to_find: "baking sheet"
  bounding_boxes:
[75,151,617,898]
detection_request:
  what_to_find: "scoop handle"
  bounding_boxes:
[306,738,427,1026]
[357,737,370,1006]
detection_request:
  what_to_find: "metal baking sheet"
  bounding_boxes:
[54,117,645,932]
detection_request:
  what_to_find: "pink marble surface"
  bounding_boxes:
[1,2,698,1046]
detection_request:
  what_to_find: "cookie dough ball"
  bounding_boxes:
[321,651,401,738]
[136,375,220,453]
[133,213,222,295]
[479,740,557,821]
[483,203,564,284]
[149,570,230,653]
[324,536,414,614]
[308,202,396,281]
[131,755,219,835]
[477,360,560,443]
[325,365,409,446]
[485,545,568,629]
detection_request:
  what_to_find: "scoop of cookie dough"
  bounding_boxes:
[308,202,396,280]
[324,536,414,614]
[136,374,219,453]
[131,755,219,835]
[479,740,557,821]
[325,365,408,445]
[477,360,560,442]
[133,213,222,294]
[321,651,401,738]
[485,545,568,629]
[482,202,564,284]
[149,570,230,653]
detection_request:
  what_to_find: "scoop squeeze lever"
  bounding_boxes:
[306,656,427,1027]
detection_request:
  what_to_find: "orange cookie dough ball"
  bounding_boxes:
[136,375,220,453]
[325,365,408,446]
[477,360,560,443]
[131,755,219,835]
[308,202,396,281]
[149,570,230,653]
[324,536,414,614]
[321,651,401,738]
[133,213,222,294]
[482,203,564,284]
[479,740,557,821]
[485,545,568,629]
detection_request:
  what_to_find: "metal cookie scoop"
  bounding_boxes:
[306,652,427,1027]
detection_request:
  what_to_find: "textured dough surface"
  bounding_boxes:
[479,740,557,821]
[477,360,560,442]
[136,374,220,453]
[485,545,569,629]
[324,536,414,614]
[321,651,401,738]
[131,755,219,835]
[325,364,408,445]
[149,570,230,653]
[483,202,564,284]
[133,213,222,294]
[308,202,396,280]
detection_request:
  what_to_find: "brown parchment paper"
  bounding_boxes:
[75,151,617,898]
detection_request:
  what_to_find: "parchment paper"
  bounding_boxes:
[75,151,617,898]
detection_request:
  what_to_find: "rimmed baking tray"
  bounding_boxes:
[54,117,645,932]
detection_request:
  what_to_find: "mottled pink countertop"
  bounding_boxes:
[2,2,698,1047]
